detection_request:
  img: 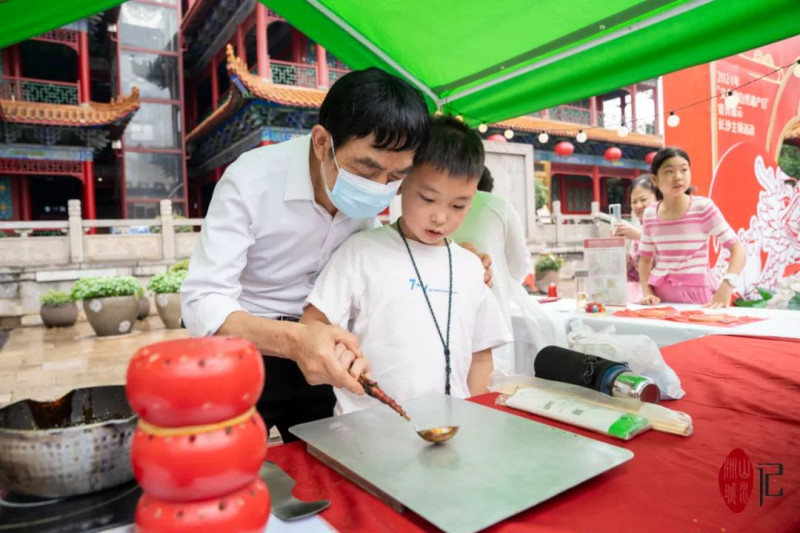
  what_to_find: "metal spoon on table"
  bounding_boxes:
[358,375,459,444]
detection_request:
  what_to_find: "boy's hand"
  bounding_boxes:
[458,241,493,288]
[293,323,367,395]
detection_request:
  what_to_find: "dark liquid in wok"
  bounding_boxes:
[0,386,134,431]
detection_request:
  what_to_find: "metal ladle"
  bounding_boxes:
[358,375,459,444]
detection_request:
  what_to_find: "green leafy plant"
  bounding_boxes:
[733,287,773,308]
[148,270,188,294]
[150,215,194,234]
[40,290,74,306]
[535,253,565,273]
[70,276,142,300]
[169,259,189,272]
[534,178,548,210]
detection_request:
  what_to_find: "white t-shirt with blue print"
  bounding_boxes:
[307,224,512,415]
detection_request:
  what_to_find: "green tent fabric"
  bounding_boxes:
[0,0,123,47]
[264,0,800,123]
[1,0,799,123]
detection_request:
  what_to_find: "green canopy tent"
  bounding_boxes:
[2,0,800,122]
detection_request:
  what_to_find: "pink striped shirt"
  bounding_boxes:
[639,196,738,287]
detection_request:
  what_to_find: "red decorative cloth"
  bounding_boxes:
[613,306,766,327]
[267,336,800,532]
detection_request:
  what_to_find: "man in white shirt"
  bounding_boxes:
[181,68,430,441]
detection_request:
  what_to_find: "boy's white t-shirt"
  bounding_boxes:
[307,224,512,415]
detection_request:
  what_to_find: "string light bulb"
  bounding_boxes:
[478,123,488,133]
[434,109,443,117]
[617,125,629,138]
[455,114,464,122]
[576,130,587,143]
[504,129,514,139]
[724,90,739,109]
[537,132,549,143]
[667,112,680,128]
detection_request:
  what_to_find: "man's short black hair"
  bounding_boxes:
[413,115,484,180]
[319,67,430,152]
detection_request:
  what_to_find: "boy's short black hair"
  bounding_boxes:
[413,115,484,180]
[319,67,430,152]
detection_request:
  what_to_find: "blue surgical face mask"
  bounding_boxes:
[321,137,402,219]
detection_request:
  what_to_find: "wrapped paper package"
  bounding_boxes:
[492,373,693,437]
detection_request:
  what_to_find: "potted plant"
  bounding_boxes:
[148,270,187,329]
[534,253,564,294]
[136,285,151,320]
[39,290,78,328]
[169,258,189,272]
[70,276,141,337]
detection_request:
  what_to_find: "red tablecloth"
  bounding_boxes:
[267,335,800,533]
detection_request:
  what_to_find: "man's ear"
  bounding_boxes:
[310,125,330,161]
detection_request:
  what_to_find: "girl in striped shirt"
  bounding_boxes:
[638,147,745,308]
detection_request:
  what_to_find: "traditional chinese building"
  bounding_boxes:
[488,82,664,215]
[0,15,140,222]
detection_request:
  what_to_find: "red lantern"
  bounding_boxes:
[605,146,623,161]
[554,141,574,156]
[644,151,657,165]
[487,134,507,143]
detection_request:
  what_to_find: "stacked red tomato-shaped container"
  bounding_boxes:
[126,337,270,532]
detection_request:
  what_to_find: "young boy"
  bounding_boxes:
[302,116,512,414]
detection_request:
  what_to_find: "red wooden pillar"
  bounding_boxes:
[82,161,97,220]
[236,25,247,64]
[630,84,637,132]
[589,96,598,126]
[316,44,329,88]
[13,45,22,80]
[20,177,31,221]
[210,57,219,109]
[256,4,270,80]
[591,165,601,205]
[213,168,222,183]
[78,31,91,102]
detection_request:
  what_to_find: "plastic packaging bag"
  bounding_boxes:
[499,387,652,441]
[567,321,685,400]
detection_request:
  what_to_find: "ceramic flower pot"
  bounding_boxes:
[154,293,182,329]
[40,302,78,328]
[82,296,138,337]
[137,297,151,320]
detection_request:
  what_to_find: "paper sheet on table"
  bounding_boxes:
[613,306,766,327]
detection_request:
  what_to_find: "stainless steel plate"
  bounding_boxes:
[290,394,633,533]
